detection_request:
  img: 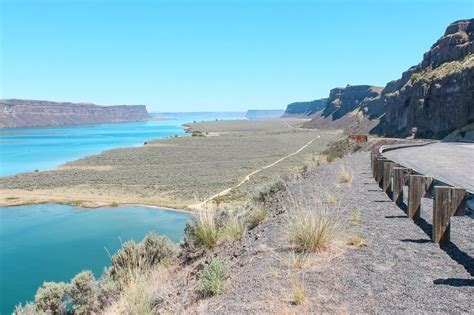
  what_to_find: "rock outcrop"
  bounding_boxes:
[304,19,474,139]
[0,99,150,128]
[373,19,474,138]
[283,98,327,117]
[304,85,383,133]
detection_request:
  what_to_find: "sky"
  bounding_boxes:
[1,0,472,112]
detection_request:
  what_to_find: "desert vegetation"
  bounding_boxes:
[282,184,349,253]
[201,257,230,297]
[0,119,342,209]
[14,233,179,314]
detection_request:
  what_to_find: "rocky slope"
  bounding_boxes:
[0,99,149,128]
[305,19,474,139]
[374,19,474,138]
[304,85,383,133]
[283,98,327,117]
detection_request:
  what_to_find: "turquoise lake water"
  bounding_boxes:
[0,112,245,177]
[0,112,245,313]
[0,204,192,314]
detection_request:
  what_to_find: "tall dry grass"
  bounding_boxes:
[339,165,353,183]
[280,183,348,253]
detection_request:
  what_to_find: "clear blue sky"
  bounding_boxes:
[1,0,472,112]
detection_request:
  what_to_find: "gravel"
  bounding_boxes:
[183,151,473,313]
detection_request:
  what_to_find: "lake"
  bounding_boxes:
[0,112,244,313]
[0,112,245,177]
[0,204,192,314]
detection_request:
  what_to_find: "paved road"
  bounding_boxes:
[384,142,474,193]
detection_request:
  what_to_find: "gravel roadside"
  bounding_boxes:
[185,151,473,313]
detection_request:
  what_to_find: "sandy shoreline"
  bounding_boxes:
[0,118,343,210]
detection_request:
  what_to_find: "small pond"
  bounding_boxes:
[0,204,191,314]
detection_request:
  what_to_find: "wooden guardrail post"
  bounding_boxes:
[407,175,433,219]
[383,161,399,193]
[432,186,466,245]
[371,152,382,177]
[374,157,389,185]
[392,167,412,205]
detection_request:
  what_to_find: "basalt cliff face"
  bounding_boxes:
[0,99,150,128]
[374,19,474,138]
[305,19,474,139]
[304,85,383,133]
[283,98,327,117]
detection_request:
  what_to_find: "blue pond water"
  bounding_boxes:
[0,112,245,313]
[0,204,192,314]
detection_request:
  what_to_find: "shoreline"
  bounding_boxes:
[0,119,343,212]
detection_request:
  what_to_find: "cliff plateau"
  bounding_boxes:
[0,99,150,128]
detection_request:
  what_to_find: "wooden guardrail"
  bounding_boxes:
[371,150,468,245]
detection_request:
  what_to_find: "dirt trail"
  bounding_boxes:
[189,135,321,210]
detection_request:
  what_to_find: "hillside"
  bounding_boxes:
[304,85,383,134]
[283,98,327,117]
[374,19,474,138]
[305,19,474,139]
[0,99,149,128]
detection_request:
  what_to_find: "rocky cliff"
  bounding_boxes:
[305,19,474,139]
[373,19,474,138]
[304,85,383,133]
[283,98,327,116]
[0,99,150,128]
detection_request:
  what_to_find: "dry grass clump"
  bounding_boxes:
[351,210,361,225]
[202,257,229,297]
[281,185,348,253]
[291,279,305,305]
[248,206,269,229]
[339,165,353,183]
[184,210,220,249]
[287,251,309,269]
[347,234,366,247]
[184,207,247,249]
[103,271,158,315]
[326,194,337,205]
[221,216,246,241]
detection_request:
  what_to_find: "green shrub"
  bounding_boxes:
[202,257,229,297]
[191,131,204,137]
[410,72,422,83]
[251,178,286,202]
[139,232,179,266]
[98,267,120,309]
[110,233,179,282]
[14,302,41,315]
[70,271,99,314]
[34,281,69,313]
